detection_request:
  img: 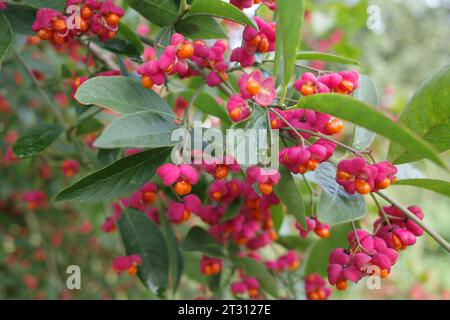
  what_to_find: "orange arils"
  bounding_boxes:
[314,228,330,239]
[177,42,194,59]
[258,182,273,196]
[53,19,67,32]
[174,181,192,196]
[246,80,260,96]
[337,170,352,180]
[355,179,371,194]
[37,29,54,41]
[306,159,320,171]
[336,279,348,291]
[215,165,229,180]
[105,13,120,26]
[325,117,344,135]
[142,191,157,204]
[300,84,315,96]
[81,6,93,19]
[141,76,154,89]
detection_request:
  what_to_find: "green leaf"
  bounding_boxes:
[274,0,305,97]
[76,118,103,136]
[97,148,121,166]
[94,112,179,149]
[91,38,141,59]
[125,0,179,27]
[277,236,311,251]
[2,5,36,35]
[179,91,231,124]
[176,16,227,40]
[117,22,145,54]
[273,166,306,229]
[233,257,278,298]
[61,64,72,78]
[187,0,257,29]
[294,94,447,169]
[75,76,175,118]
[297,51,361,66]
[55,147,171,202]
[392,179,450,198]
[118,208,169,294]
[314,163,366,225]
[23,0,66,11]
[154,26,175,57]
[12,124,63,159]
[220,198,243,223]
[182,226,224,258]
[303,224,352,277]
[271,203,284,233]
[0,13,13,70]
[388,65,450,164]
[158,204,183,292]
[352,75,380,151]
[183,252,208,283]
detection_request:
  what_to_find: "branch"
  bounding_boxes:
[88,42,119,70]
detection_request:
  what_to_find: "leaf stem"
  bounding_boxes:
[369,193,391,227]
[269,108,305,147]
[376,191,450,253]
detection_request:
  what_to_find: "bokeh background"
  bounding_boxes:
[0,0,449,299]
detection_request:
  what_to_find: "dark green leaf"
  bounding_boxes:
[75,76,175,118]
[183,252,208,283]
[0,13,13,70]
[76,118,103,136]
[182,226,224,258]
[94,112,179,149]
[392,179,450,198]
[126,0,178,27]
[297,51,361,66]
[91,38,141,59]
[119,208,169,294]
[2,5,36,35]
[117,22,145,54]
[294,94,447,169]
[176,16,227,39]
[24,0,66,11]
[187,0,257,29]
[273,166,306,228]
[158,204,183,292]
[271,203,284,233]
[179,91,231,124]
[97,148,121,166]
[61,64,72,78]
[274,0,305,96]
[314,162,367,225]
[154,26,175,57]
[13,124,63,159]
[233,257,278,298]
[303,224,352,277]
[277,236,312,251]
[220,198,243,223]
[55,147,171,202]
[388,65,450,164]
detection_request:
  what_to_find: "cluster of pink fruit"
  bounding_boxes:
[327,205,424,291]
[32,0,124,45]
[336,157,398,195]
